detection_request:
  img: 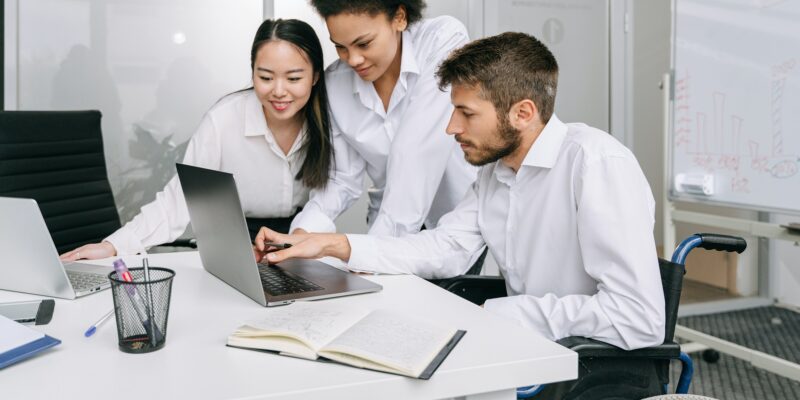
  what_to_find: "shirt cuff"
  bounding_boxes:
[344,234,380,273]
[104,226,146,256]
[289,207,337,233]
[483,296,556,341]
[484,296,525,323]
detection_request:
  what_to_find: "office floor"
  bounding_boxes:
[672,306,800,399]
[670,352,800,399]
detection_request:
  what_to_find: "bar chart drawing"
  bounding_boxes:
[671,0,800,213]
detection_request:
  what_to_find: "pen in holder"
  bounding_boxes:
[108,266,175,353]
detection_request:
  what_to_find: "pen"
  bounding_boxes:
[112,259,163,343]
[143,257,157,347]
[264,242,292,249]
[84,309,114,337]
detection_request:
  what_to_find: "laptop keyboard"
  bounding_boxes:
[66,270,108,291]
[257,264,323,296]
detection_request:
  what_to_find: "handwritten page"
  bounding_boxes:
[243,302,369,351]
[320,309,457,376]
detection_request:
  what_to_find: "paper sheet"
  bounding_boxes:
[0,314,45,355]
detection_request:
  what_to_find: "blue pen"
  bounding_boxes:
[84,309,114,337]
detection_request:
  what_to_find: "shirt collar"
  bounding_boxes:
[399,29,420,76]
[243,90,308,157]
[493,114,567,185]
[244,90,268,137]
[520,114,567,169]
[351,29,420,95]
[284,121,308,157]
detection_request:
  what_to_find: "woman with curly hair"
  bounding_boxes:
[287,0,478,243]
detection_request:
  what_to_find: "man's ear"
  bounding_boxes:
[507,99,539,130]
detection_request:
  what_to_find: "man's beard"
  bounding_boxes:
[461,117,521,166]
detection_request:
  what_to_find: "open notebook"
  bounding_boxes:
[227,302,465,379]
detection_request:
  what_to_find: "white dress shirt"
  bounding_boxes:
[105,90,309,255]
[346,115,666,350]
[290,16,478,236]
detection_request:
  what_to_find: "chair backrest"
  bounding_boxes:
[659,258,686,343]
[0,110,121,254]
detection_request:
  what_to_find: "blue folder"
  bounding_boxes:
[0,334,61,369]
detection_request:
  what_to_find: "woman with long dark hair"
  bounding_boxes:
[61,19,333,260]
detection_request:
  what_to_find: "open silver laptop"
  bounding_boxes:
[176,163,382,306]
[0,197,112,299]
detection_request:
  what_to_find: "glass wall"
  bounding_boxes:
[11,0,263,221]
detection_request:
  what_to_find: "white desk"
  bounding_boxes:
[0,251,576,400]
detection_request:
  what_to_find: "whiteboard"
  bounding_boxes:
[670,0,800,214]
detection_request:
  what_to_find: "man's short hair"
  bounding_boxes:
[436,32,558,124]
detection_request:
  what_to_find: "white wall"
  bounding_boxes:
[631,0,669,247]
[485,0,612,134]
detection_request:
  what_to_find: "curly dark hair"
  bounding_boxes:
[310,0,426,26]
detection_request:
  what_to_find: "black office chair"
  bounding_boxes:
[436,234,747,399]
[0,110,122,254]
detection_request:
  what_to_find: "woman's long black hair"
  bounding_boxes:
[250,19,333,189]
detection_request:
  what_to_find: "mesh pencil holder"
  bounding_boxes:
[108,267,175,354]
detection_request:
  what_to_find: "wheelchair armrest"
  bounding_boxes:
[557,336,681,360]
[436,275,507,306]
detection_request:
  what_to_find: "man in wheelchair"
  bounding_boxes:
[256,32,667,398]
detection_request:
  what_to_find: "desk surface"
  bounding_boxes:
[0,252,576,400]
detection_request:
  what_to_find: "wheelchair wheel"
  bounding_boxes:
[702,349,720,363]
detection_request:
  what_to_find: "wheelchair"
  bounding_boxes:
[437,233,747,399]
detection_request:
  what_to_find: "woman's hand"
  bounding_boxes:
[59,241,117,262]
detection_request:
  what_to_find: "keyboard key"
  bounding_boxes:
[257,264,323,296]
[66,270,108,291]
